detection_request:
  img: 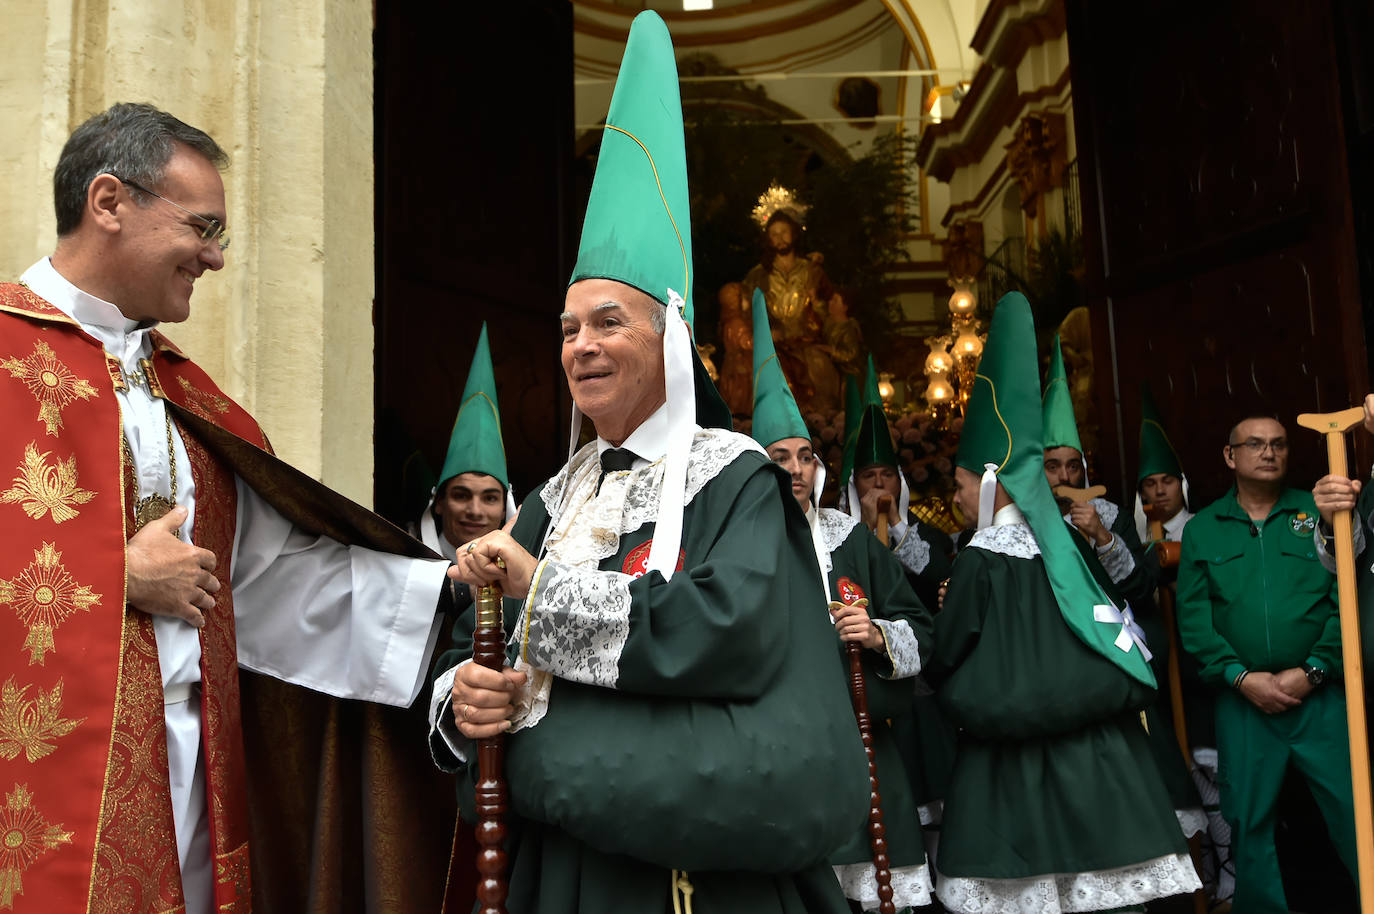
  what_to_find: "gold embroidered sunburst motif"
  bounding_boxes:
[177,375,230,415]
[0,443,96,524]
[1,341,100,436]
[0,544,101,665]
[0,783,73,909]
[0,678,83,763]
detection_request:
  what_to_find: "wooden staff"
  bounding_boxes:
[1143,503,1191,765]
[1297,406,1374,913]
[472,577,509,914]
[854,494,895,914]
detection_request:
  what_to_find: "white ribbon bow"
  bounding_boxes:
[1093,602,1153,662]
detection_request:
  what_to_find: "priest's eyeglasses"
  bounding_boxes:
[114,175,231,252]
[1227,437,1288,455]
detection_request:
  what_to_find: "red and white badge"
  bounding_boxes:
[622,540,687,578]
[836,576,866,604]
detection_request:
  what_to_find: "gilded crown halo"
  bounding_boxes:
[751,183,809,230]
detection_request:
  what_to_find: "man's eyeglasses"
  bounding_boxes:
[1227,437,1288,455]
[114,175,230,252]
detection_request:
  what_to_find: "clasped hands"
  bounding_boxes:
[1239,668,1313,714]
[448,530,539,739]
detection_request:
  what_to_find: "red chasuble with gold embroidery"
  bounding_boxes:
[0,283,266,913]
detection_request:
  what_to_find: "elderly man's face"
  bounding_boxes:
[561,279,667,445]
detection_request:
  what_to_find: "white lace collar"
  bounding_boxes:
[818,507,860,555]
[967,503,1040,559]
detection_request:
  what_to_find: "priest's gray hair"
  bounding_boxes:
[54,102,229,236]
[649,304,666,334]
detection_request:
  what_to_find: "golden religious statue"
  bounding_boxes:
[739,184,840,413]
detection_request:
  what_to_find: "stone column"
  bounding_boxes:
[0,0,376,503]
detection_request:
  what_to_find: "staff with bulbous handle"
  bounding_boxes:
[1297,406,1374,914]
[472,570,509,914]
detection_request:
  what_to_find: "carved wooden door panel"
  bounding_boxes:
[1066,0,1368,504]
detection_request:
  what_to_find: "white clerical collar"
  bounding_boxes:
[992,503,1026,527]
[1163,509,1192,540]
[595,401,673,468]
[20,257,147,335]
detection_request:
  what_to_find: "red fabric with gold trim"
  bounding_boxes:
[0,284,143,912]
[835,576,866,604]
[0,284,270,912]
[620,540,686,578]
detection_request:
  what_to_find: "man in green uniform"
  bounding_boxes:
[931,292,1198,913]
[417,322,516,564]
[750,289,935,912]
[427,13,867,913]
[1176,414,1358,913]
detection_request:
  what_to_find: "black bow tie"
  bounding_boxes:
[597,448,638,494]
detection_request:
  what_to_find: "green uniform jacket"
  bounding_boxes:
[432,435,865,914]
[1177,486,1341,687]
[929,522,1188,878]
[818,508,933,871]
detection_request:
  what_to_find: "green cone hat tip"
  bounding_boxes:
[1134,382,1189,542]
[839,373,862,492]
[843,355,908,520]
[749,288,824,510]
[958,292,1155,687]
[565,10,726,581]
[1041,334,1086,484]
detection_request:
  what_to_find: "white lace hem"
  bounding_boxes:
[967,522,1041,559]
[834,861,933,909]
[935,851,1201,914]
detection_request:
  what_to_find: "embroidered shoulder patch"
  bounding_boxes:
[836,576,866,604]
[1290,512,1317,537]
[621,540,686,578]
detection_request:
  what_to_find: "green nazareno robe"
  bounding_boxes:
[929,519,1193,900]
[815,507,934,908]
[433,432,866,914]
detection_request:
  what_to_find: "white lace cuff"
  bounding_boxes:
[935,851,1201,914]
[519,559,633,688]
[428,662,467,769]
[834,861,933,909]
[1095,533,1136,583]
[893,524,932,575]
[873,617,921,679]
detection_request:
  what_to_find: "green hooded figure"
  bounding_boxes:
[1133,383,1191,542]
[421,322,514,560]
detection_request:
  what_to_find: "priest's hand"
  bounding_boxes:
[859,487,902,532]
[125,506,218,629]
[1313,474,1360,526]
[451,659,527,739]
[451,531,537,599]
[829,600,884,650]
[1238,670,1303,714]
[1068,502,1112,548]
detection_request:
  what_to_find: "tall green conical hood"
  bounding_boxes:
[839,373,862,484]
[750,288,809,447]
[959,293,1155,687]
[438,323,508,490]
[571,12,690,308]
[851,355,897,472]
[567,10,729,429]
[1137,383,1183,484]
[1041,334,1083,454]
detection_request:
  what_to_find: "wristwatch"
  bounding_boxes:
[1302,662,1326,687]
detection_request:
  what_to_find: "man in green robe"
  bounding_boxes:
[1179,414,1358,913]
[1043,348,1205,841]
[426,13,867,913]
[750,289,935,912]
[930,292,1198,913]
